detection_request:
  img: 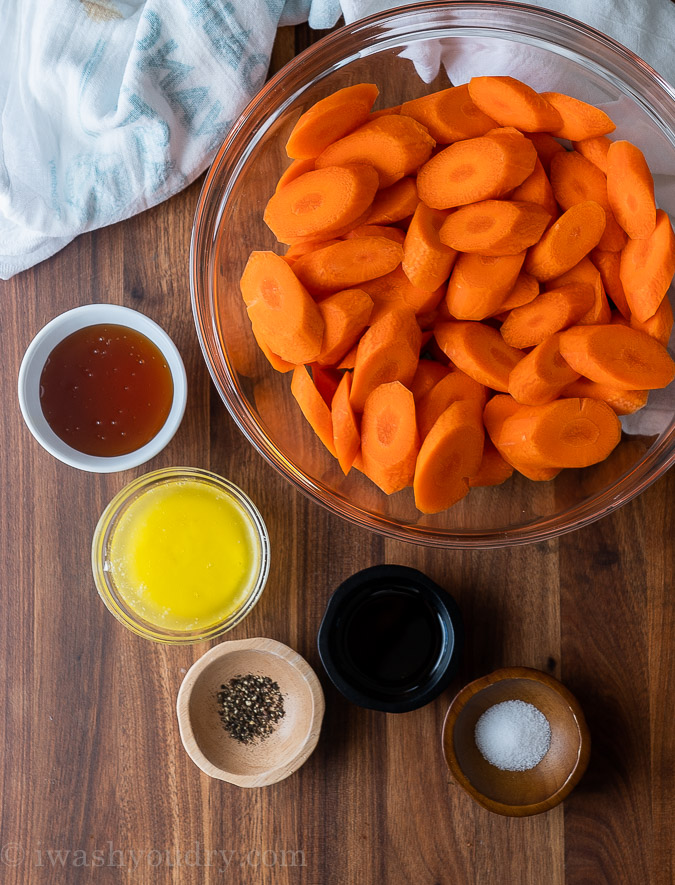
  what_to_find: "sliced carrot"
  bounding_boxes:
[251,322,295,373]
[468,76,562,132]
[590,248,630,318]
[292,236,403,293]
[524,201,606,281]
[468,441,514,487]
[291,365,337,456]
[344,224,406,244]
[402,203,456,291]
[510,158,558,218]
[350,307,421,412]
[361,381,419,494]
[606,140,657,240]
[416,368,487,439]
[368,104,402,120]
[286,83,379,159]
[500,283,595,348]
[360,265,445,315]
[630,294,673,347]
[435,321,524,391]
[572,135,611,174]
[540,92,616,141]
[445,251,526,320]
[416,131,536,208]
[497,397,621,468]
[311,365,341,406]
[317,288,374,366]
[400,83,497,143]
[240,251,324,363]
[284,237,341,263]
[559,323,675,390]
[439,200,551,256]
[337,343,358,370]
[507,332,580,405]
[547,257,611,325]
[523,133,565,174]
[331,372,361,474]
[495,272,539,313]
[483,395,560,481]
[413,401,484,513]
[315,115,435,188]
[409,359,450,400]
[275,157,315,192]
[620,209,675,323]
[264,164,379,244]
[549,150,626,252]
[561,378,649,415]
[366,177,419,224]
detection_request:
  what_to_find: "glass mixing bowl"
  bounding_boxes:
[191,2,675,548]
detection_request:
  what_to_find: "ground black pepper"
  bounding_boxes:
[216,674,285,744]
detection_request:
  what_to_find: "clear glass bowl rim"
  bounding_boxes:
[91,467,271,643]
[190,1,675,549]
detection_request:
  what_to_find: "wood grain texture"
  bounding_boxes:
[0,22,673,885]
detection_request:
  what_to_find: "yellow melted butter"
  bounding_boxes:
[108,480,260,631]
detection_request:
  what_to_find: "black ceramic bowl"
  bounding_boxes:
[317,565,463,713]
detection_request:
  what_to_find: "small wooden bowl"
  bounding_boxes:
[442,667,590,816]
[176,638,325,787]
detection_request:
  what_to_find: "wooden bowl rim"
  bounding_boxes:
[176,637,325,787]
[442,666,591,816]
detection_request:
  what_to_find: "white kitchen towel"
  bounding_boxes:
[1,0,674,279]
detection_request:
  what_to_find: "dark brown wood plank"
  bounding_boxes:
[0,20,673,885]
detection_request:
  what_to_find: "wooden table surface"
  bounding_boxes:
[1,23,674,885]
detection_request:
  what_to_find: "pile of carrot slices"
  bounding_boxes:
[239,76,675,514]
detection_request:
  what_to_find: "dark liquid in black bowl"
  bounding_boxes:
[342,588,444,692]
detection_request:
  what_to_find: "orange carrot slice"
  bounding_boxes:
[360,265,445,315]
[292,236,403,292]
[264,164,379,243]
[331,372,361,474]
[572,135,611,174]
[251,322,295,373]
[590,248,630,318]
[559,323,675,390]
[361,381,419,494]
[402,203,456,291]
[315,115,435,188]
[620,209,675,323]
[629,294,673,347]
[606,140,657,240]
[337,343,358,370]
[368,104,402,120]
[439,200,551,256]
[400,83,497,143]
[523,133,565,174]
[409,359,450,400]
[416,131,536,208]
[508,332,580,405]
[344,224,406,244]
[435,320,524,391]
[497,397,621,468]
[240,251,324,363]
[416,368,487,439]
[366,177,419,224]
[547,257,611,325]
[413,401,485,513]
[468,440,514,487]
[275,157,316,192]
[524,201,606,281]
[549,150,626,252]
[468,76,563,132]
[317,288,374,366]
[500,283,595,348]
[286,83,379,159]
[483,395,560,481]
[561,378,649,415]
[445,251,526,320]
[350,307,421,412]
[510,158,558,218]
[495,272,540,314]
[291,365,337,456]
[540,92,616,141]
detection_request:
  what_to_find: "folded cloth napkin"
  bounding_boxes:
[1,0,674,279]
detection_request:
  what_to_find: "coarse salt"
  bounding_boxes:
[474,699,551,771]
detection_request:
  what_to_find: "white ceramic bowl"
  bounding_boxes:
[18,304,187,472]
